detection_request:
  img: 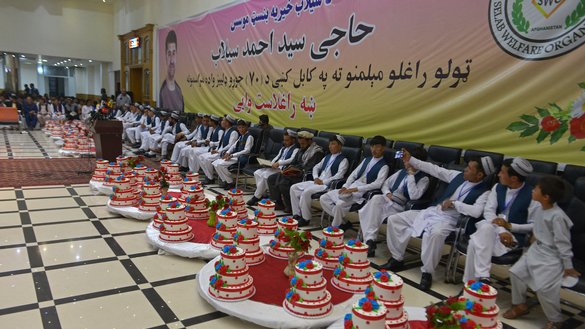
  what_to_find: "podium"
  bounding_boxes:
[93,120,123,162]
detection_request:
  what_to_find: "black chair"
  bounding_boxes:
[284,126,299,133]
[574,177,585,203]
[317,130,338,140]
[228,128,264,190]
[394,141,424,151]
[562,196,585,294]
[527,159,558,175]
[240,128,284,186]
[427,145,462,166]
[463,149,504,170]
[313,136,330,154]
[562,164,585,186]
[341,135,363,148]
[300,127,318,136]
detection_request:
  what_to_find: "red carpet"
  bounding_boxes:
[0,158,96,188]
[187,220,215,244]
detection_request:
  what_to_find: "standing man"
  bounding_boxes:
[462,158,538,284]
[116,90,132,107]
[159,30,184,113]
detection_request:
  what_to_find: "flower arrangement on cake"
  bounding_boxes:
[206,194,228,227]
[426,296,483,329]
[282,229,312,276]
[126,155,145,169]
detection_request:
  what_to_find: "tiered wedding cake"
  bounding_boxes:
[165,163,183,186]
[228,189,248,220]
[143,168,159,182]
[209,245,255,301]
[343,288,388,329]
[255,199,277,235]
[372,270,408,325]
[153,195,178,229]
[211,208,239,249]
[268,217,301,259]
[314,226,345,269]
[234,218,265,265]
[460,280,501,329]
[332,240,373,293]
[109,177,139,207]
[283,260,333,318]
[91,159,110,181]
[159,202,194,242]
[186,171,199,181]
[138,181,161,212]
[180,181,208,220]
[104,163,123,186]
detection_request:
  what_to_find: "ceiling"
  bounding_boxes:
[5,52,106,68]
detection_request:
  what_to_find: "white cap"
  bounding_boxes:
[481,156,496,176]
[511,158,533,176]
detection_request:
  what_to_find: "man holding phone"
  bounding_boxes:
[462,157,538,284]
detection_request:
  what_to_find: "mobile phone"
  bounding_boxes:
[394,151,404,159]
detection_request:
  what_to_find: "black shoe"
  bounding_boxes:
[297,218,310,227]
[132,143,141,148]
[283,207,292,214]
[202,178,214,185]
[225,183,235,190]
[135,149,145,155]
[247,196,259,206]
[218,181,227,188]
[179,166,189,172]
[479,277,492,285]
[379,258,404,272]
[274,203,285,211]
[420,272,433,291]
[366,240,376,257]
[338,221,353,231]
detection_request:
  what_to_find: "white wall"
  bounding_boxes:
[0,0,114,62]
[19,63,38,92]
[74,67,88,95]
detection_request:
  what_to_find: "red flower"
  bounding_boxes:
[467,280,475,286]
[570,116,585,139]
[287,217,293,223]
[339,270,347,278]
[480,284,490,292]
[367,291,375,299]
[342,257,349,265]
[325,241,333,248]
[295,279,303,288]
[344,319,353,329]
[305,231,312,239]
[306,262,314,269]
[211,203,219,211]
[223,204,229,209]
[290,293,300,303]
[380,275,389,283]
[472,302,483,313]
[216,194,223,201]
[439,306,451,315]
[219,266,228,274]
[361,301,373,312]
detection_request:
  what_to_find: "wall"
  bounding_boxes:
[19,63,38,92]
[0,0,114,62]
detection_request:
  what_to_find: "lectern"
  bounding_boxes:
[93,120,123,162]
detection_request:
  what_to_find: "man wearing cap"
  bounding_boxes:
[160,112,190,160]
[358,147,431,257]
[462,157,538,285]
[247,130,299,206]
[199,115,239,184]
[213,120,254,189]
[133,107,159,149]
[258,114,273,147]
[320,136,390,230]
[185,115,223,173]
[172,114,210,166]
[126,105,148,146]
[122,104,142,142]
[290,135,349,225]
[381,150,493,291]
[141,110,170,157]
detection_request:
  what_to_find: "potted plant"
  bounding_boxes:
[206,194,227,227]
[283,229,312,277]
[426,296,483,329]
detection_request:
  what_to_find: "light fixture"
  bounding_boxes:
[68,59,71,61]
[89,60,93,63]
[42,59,47,62]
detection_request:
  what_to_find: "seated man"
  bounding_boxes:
[135,108,160,153]
[359,147,430,257]
[142,111,170,157]
[319,136,390,230]
[199,115,239,184]
[171,114,208,166]
[267,130,324,213]
[160,112,190,160]
[22,96,38,130]
[212,120,254,189]
[381,150,494,291]
[122,104,141,142]
[247,130,299,206]
[463,157,537,284]
[184,115,222,173]
[290,135,349,226]
[127,106,151,147]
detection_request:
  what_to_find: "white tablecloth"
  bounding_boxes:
[326,307,426,329]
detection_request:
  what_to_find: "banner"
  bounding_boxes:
[158,0,585,165]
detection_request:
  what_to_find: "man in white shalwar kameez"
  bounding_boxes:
[380,150,494,291]
[462,157,539,284]
[247,130,299,207]
[184,115,222,173]
[290,135,349,226]
[171,114,210,166]
[159,112,189,160]
[319,136,389,230]
[213,120,254,189]
[358,147,430,257]
[199,115,239,184]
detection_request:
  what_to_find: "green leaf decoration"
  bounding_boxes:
[550,123,568,144]
[512,0,530,33]
[536,107,551,118]
[536,130,550,143]
[569,135,577,143]
[549,103,563,113]
[566,0,585,28]
[521,114,539,125]
[581,146,585,152]
[520,125,539,137]
[507,121,529,131]
[578,82,585,89]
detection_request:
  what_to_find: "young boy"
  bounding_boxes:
[503,176,579,329]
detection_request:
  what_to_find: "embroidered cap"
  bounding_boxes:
[511,157,533,177]
[286,129,298,138]
[480,156,496,176]
[297,130,314,139]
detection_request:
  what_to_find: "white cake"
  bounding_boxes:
[332,240,373,293]
[255,209,277,235]
[138,181,161,212]
[110,177,138,207]
[184,195,209,221]
[208,245,255,301]
[314,226,345,269]
[143,168,159,182]
[343,293,388,329]
[165,164,183,185]
[234,219,264,265]
[257,198,275,215]
[159,203,193,242]
[461,280,501,329]
[95,159,109,169]
[268,217,302,259]
[181,178,200,193]
[186,171,199,181]
[372,271,406,321]
[227,188,244,204]
[283,260,333,318]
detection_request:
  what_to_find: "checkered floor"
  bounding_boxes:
[1,132,585,328]
[0,129,67,159]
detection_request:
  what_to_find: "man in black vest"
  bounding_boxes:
[160,112,189,160]
[213,119,254,189]
[320,136,390,230]
[290,135,349,226]
[382,150,494,291]
[247,129,299,207]
[359,147,431,257]
[186,115,223,174]
[199,115,239,184]
[462,157,537,284]
[267,130,324,214]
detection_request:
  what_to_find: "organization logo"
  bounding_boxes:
[489,0,585,60]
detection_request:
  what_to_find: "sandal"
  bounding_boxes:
[543,321,563,329]
[503,304,529,319]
